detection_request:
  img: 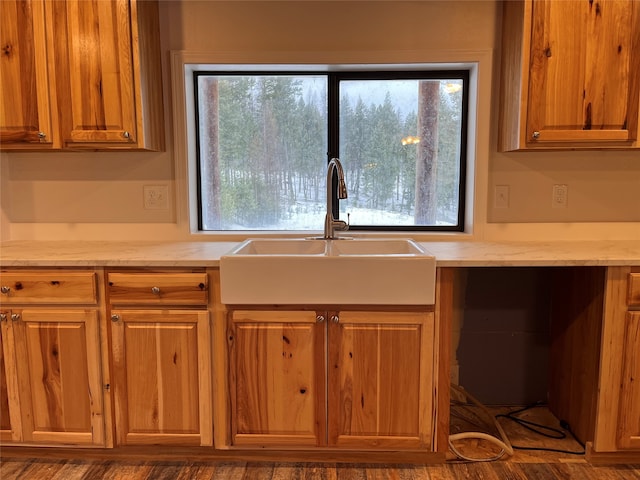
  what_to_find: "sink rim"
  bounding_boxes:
[224,237,431,258]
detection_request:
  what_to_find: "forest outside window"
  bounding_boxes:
[194,70,468,232]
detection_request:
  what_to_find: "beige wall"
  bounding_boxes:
[2,1,639,242]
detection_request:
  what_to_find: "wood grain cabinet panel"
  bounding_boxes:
[0,325,16,442]
[227,308,436,451]
[0,0,57,149]
[107,273,208,306]
[49,0,164,150]
[0,0,164,151]
[617,311,640,449]
[499,0,640,150]
[628,273,640,306]
[0,271,97,304]
[107,270,213,446]
[328,311,435,450]
[110,309,212,446]
[0,308,105,445]
[228,310,325,448]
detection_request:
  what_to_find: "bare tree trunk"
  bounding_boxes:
[415,81,439,224]
[205,79,222,228]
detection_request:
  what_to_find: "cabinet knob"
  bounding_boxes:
[532,131,541,139]
[38,132,46,141]
[0,286,10,294]
[331,315,340,323]
[316,315,325,323]
[123,131,131,139]
[151,286,161,295]
[111,314,120,322]
[0,313,7,322]
[11,313,20,321]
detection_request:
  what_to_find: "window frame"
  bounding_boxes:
[176,61,480,237]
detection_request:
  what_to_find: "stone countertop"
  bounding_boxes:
[1,239,639,267]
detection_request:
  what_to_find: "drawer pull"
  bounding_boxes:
[0,286,10,294]
[0,313,7,322]
[151,286,161,295]
[11,313,20,321]
[111,314,120,322]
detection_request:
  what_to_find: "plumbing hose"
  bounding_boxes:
[449,383,514,462]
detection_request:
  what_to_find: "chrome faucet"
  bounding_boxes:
[324,158,349,239]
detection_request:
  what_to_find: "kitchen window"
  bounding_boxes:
[194,70,468,232]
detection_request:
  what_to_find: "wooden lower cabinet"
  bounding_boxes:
[229,310,325,447]
[550,266,640,459]
[328,310,435,449]
[110,309,212,446]
[0,326,15,442]
[228,308,435,450]
[617,311,640,449]
[0,308,105,445]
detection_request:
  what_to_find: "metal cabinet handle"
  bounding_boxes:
[0,313,7,322]
[532,131,541,139]
[316,315,325,323]
[11,313,20,321]
[331,315,339,323]
[111,314,120,322]
[0,286,10,294]
[123,131,130,139]
[38,132,46,141]
[151,286,161,295]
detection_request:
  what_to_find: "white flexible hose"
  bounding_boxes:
[449,383,514,462]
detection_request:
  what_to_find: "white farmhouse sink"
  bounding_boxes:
[220,238,436,305]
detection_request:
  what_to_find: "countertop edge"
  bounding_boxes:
[1,240,639,268]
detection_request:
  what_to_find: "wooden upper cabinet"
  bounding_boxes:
[50,0,164,150]
[0,0,164,151]
[499,0,640,151]
[0,0,58,149]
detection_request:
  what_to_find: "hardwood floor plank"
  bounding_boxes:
[174,461,219,480]
[241,462,276,480]
[98,461,152,480]
[209,461,248,480]
[0,458,33,479]
[1,458,639,479]
[336,464,368,480]
[3,459,66,480]
[47,460,92,480]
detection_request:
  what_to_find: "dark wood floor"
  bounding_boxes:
[3,406,639,479]
[1,458,640,480]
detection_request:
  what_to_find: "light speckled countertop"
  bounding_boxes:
[1,240,639,267]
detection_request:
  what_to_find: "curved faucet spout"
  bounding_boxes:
[324,158,349,239]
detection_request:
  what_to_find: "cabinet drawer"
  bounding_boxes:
[629,273,640,307]
[0,271,97,304]
[107,273,208,306]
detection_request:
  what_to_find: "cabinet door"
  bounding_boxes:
[229,310,326,447]
[9,309,105,445]
[0,316,19,442]
[49,0,137,147]
[618,311,640,449]
[0,0,57,149]
[328,310,435,450]
[527,0,640,145]
[111,309,212,446]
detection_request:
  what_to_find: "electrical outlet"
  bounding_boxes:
[552,184,568,208]
[494,185,510,208]
[143,185,169,210]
